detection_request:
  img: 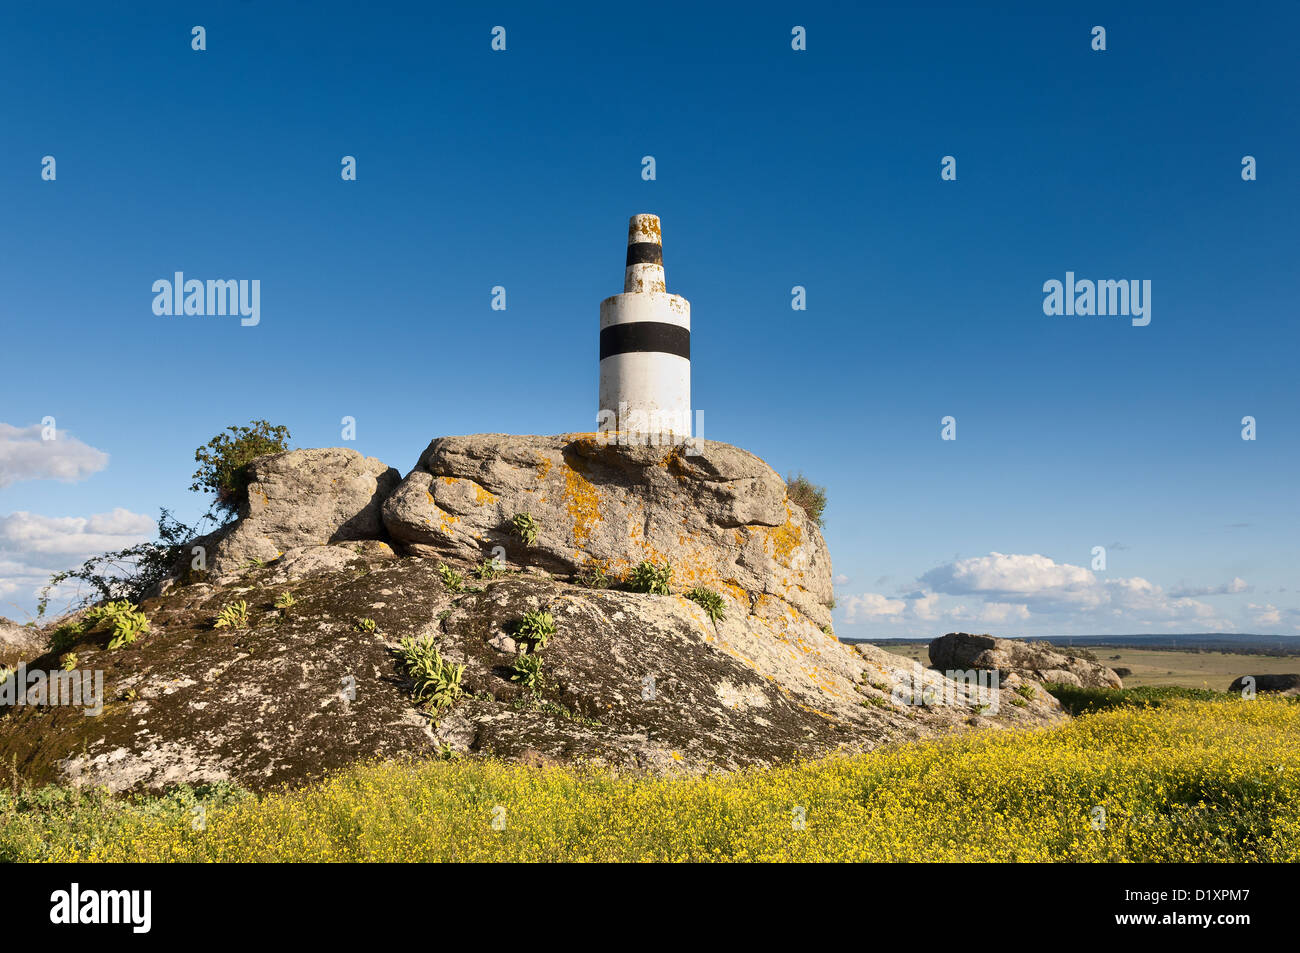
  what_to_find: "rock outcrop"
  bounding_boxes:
[382,434,833,627]
[929,632,1123,690]
[0,617,45,667]
[1227,674,1300,696]
[0,438,1072,793]
[0,546,1063,792]
[203,448,401,577]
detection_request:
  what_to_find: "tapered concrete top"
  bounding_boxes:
[624,213,666,294]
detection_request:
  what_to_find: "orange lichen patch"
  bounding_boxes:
[719,581,749,605]
[473,484,497,505]
[761,505,804,568]
[562,464,602,546]
[439,512,460,534]
[534,454,552,479]
[426,491,435,504]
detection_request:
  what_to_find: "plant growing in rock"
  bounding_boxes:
[273,592,297,609]
[575,561,609,589]
[59,653,78,671]
[474,558,506,580]
[1016,684,1037,701]
[356,618,377,634]
[397,635,465,714]
[785,473,827,528]
[510,652,544,692]
[437,564,465,593]
[190,419,292,521]
[213,600,250,630]
[83,600,151,649]
[629,560,672,595]
[511,512,539,547]
[514,609,556,649]
[685,587,726,624]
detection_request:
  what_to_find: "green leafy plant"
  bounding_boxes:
[785,473,827,528]
[212,600,250,630]
[575,561,609,589]
[356,618,377,634]
[59,653,78,672]
[514,609,556,649]
[437,564,465,593]
[273,592,297,610]
[474,558,506,580]
[83,600,151,649]
[191,420,292,520]
[685,587,726,624]
[396,635,465,714]
[510,652,544,692]
[511,512,538,547]
[0,666,14,686]
[1016,684,1037,701]
[629,560,672,595]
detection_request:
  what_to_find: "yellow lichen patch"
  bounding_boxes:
[426,491,435,505]
[562,464,602,546]
[762,504,804,568]
[473,484,497,506]
[534,454,552,479]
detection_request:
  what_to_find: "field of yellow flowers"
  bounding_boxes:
[6,696,1298,862]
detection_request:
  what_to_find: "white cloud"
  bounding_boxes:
[843,592,906,621]
[1248,603,1282,626]
[920,552,1100,608]
[0,509,155,557]
[0,423,110,488]
[836,552,1261,637]
[0,508,155,611]
[1169,577,1252,597]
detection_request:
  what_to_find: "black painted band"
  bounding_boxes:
[600,321,690,360]
[625,242,663,266]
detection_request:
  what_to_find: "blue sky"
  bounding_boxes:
[2,1,1296,636]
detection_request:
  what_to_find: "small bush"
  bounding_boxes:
[510,652,544,692]
[785,473,827,528]
[685,587,726,624]
[59,653,78,671]
[38,508,206,617]
[629,560,672,595]
[397,635,465,714]
[212,601,250,630]
[514,610,556,649]
[1015,684,1037,700]
[191,420,292,520]
[273,592,297,609]
[355,618,377,634]
[511,512,539,547]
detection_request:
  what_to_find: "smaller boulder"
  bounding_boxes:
[1227,674,1300,696]
[207,448,400,576]
[929,632,1123,690]
[0,617,46,663]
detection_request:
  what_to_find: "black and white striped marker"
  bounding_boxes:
[598,214,691,437]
